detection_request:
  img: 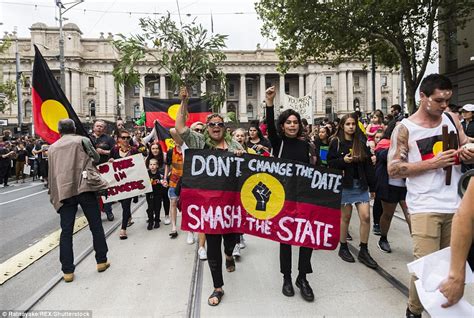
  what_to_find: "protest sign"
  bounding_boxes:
[97,154,152,203]
[180,150,343,250]
[281,94,313,123]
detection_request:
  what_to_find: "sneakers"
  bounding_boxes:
[63,273,74,282]
[106,211,114,221]
[186,232,195,244]
[164,216,171,225]
[377,238,392,253]
[198,247,207,260]
[346,232,353,241]
[373,224,381,236]
[338,245,355,263]
[358,248,378,269]
[232,244,241,258]
[239,235,246,249]
[147,221,153,230]
[97,262,111,272]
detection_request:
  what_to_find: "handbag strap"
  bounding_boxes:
[278,140,284,159]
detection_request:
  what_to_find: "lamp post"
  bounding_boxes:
[14,27,23,127]
[56,0,84,90]
[116,100,122,120]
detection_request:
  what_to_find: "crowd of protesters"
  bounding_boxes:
[4,73,474,317]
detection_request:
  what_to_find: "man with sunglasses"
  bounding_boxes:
[175,88,243,307]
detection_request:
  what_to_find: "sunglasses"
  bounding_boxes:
[120,136,131,140]
[194,128,204,133]
[208,122,225,128]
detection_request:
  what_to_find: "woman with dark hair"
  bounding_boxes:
[375,120,411,253]
[144,142,170,228]
[246,123,271,156]
[314,126,331,167]
[327,113,378,269]
[265,86,315,302]
[109,129,138,239]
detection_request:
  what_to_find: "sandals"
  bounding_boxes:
[169,231,178,239]
[225,257,235,272]
[119,230,128,240]
[208,289,224,306]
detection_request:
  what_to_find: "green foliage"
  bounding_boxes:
[226,111,237,123]
[0,80,16,113]
[256,0,474,113]
[112,13,228,112]
[0,39,11,54]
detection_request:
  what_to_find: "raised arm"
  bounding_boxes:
[387,123,457,178]
[175,87,189,135]
[264,86,279,147]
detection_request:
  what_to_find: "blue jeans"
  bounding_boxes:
[59,192,108,274]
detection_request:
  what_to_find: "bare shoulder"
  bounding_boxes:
[388,123,409,162]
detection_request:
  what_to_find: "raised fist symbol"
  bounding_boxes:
[252,182,271,211]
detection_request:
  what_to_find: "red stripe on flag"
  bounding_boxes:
[32,88,60,144]
[421,153,435,161]
[146,112,212,128]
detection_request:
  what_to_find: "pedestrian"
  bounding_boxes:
[387,74,474,318]
[165,137,184,239]
[33,141,49,188]
[265,86,315,302]
[145,158,167,230]
[366,112,384,150]
[314,126,331,167]
[175,87,243,307]
[327,113,378,270]
[0,141,14,187]
[109,129,138,240]
[47,119,110,283]
[246,123,271,156]
[15,142,28,183]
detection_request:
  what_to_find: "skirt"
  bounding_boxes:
[341,180,369,205]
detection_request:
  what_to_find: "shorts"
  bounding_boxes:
[341,180,369,205]
[168,187,178,200]
[379,185,407,203]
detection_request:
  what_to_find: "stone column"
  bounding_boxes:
[159,74,166,99]
[347,70,354,112]
[375,71,381,111]
[139,74,146,108]
[258,74,266,119]
[299,74,305,97]
[391,73,398,105]
[279,74,285,110]
[316,73,323,115]
[366,71,372,113]
[239,74,247,122]
[71,71,81,115]
[338,70,347,114]
[200,80,206,95]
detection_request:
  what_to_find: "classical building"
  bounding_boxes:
[439,11,474,106]
[1,22,401,128]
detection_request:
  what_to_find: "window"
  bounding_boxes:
[353,76,360,87]
[266,81,272,89]
[88,77,94,88]
[24,77,31,88]
[133,85,140,96]
[55,76,60,84]
[24,101,32,118]
[381,98,388,114]
[134,103,141,119]
[191,85,198,97]
[228,83,235,97]
[353,98,360,111]
[325,76,332,87]
[325,99,332,115]
[247,103,254,119]
[153,83,160,95]
[285,82,290,95]
[381,75,387,87]
[246,83,253,97]
[89,100,96,118]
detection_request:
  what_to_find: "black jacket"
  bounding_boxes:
[327,137,375,191]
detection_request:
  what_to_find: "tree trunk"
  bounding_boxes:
[405,80,417,115]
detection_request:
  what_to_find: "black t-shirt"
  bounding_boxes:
[462,120,474,138]
[148,170,164,193]
[16,149,28,162]
[91,133,116,164]
[246,138,272,156]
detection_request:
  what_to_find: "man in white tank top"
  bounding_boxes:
[387,74,474,318]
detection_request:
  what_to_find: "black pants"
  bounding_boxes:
[280,243,313,276]
[373,196,382,226]
[146,189,169,222]
[120,198,133,230]
[59,192,108,274]
[0,165,9,186]
[206,233,238,288]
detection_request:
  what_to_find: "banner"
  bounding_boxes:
[281,94,313,123]
[181,150,343,250]
[97,154,152,203]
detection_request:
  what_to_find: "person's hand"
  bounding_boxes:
[161,179,168,187]
[256,144,264,151]
[459,147,474,163]
[344,153,353,163]
[108,158,114,163]
[370,192,375,199]
[439,275,465,308]
[179,87,189,102]
[265,86,276,106]
[371,155,376,165]
[429,149,457,169]
[96,148,106,155]
[234,149,245,156]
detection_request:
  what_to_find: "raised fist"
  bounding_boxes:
[252,181,271,211]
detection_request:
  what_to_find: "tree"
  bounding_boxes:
[112,14,228,112]
[0,80,16,113]
[255,0,474,114]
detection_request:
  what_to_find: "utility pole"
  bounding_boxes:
[371,54,376,112]
[56,0,84,90]
[14,27,22,127]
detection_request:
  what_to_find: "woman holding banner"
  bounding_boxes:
[175,88,244,307]
[327,114,378,269]
[265,86,315,302]
[109,129,139,240]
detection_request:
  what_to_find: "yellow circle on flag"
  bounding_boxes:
[165,138,175,150]
[41,99,69,133]
[167,104,181,120]
[241,173,285,220]
[433,141,443,156]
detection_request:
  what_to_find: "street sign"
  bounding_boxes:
[0,119,8,126]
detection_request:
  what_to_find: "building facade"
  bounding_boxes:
[1,23,401,127]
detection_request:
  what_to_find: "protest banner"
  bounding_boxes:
[97,154,152,203]
[180,150,343,250]
[281,94,313,124]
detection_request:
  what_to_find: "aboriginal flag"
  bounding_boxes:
[416,134,460,163]
[154,120,174,152]
[32,45,88,144]
[143,97,211,128]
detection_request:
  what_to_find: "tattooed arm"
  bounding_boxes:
[175,87,189,135]
[387,124,457,178]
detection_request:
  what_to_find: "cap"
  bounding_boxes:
[462,104,474,112]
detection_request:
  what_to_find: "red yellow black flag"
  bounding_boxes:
[32,45,88,144]
[154,120,174,152]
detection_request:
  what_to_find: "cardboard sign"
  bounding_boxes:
[97,154,152,203]
[281,94,313,124]
[180,150,343,250]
